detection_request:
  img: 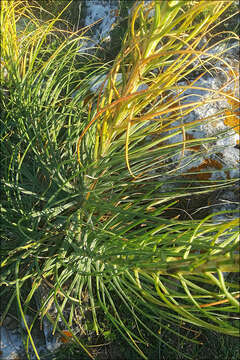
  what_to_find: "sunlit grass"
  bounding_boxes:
[1,1,239,359]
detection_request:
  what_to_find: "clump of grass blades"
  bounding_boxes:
[0,1,239,360]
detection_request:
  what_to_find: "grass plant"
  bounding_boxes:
[1,1,239,359]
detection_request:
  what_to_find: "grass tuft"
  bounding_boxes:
[1,1,239,359]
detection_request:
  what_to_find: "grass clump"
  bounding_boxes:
[1,1,239,359]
